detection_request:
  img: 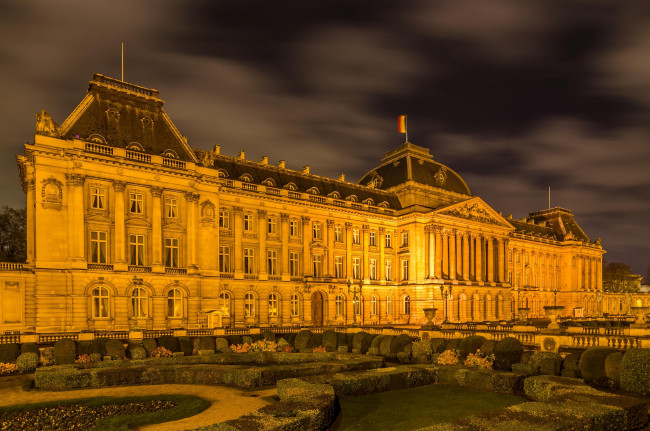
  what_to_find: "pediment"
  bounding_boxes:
[435,198,512,229]
[85,212,112,224]
[125,216,151,228]
[162,221,186,232]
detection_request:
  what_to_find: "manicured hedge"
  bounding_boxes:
[459,335,486,359]
[493,337,523,371]
[351,332,368,354]
[20,342,40,356]
[105,340,126,360]
[530,352,562,376]
[53,339,76,365]
[142,339,157,356]
[16,352,39,373]
[620,348,650,395]
[157,335,180,353]
[0,343,20,364]
[579,346,617,387]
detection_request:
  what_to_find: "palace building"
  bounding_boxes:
[1,73,607,333]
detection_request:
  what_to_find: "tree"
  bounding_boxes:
[0,206,26,263]
[602,262,642,293]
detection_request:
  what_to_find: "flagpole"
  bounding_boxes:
[121,42,124,81]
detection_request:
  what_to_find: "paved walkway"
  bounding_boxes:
[0,374,276,431]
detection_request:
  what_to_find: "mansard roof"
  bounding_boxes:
[525,207,591,242]
[59,74,197,163]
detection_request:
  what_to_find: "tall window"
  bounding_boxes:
[289,252,300,276]
[129,192,143,214]
[354,294,361,316]
[219,209,230,228]
[268,293,278,317]
[334,256,343,278]
[244,293,255,317]
[334,225,342,242]
[165,238,179,267]
[386,296,393,316]
[90,231,107,263]
[244,213,254,231]
[401,259,409,281]
[91,286,109,318]
[129,234,144,266]
[385,233,392,248]
[290,220,300,237]
[335,294,344,316]
[369,231,376,246]
[165,197,178,218]
[369,259,377,280]
[219,246,231,272]
[90,186,105,210]
[313,254,323,277]
[516,272,521,287]
[291,294,300,316]
[131,287,148,318]
[401,231,409,247]
[219,292,230,315]
[402,296,410,314]
[267,250,278,275]
[353,257,361,279]
[267,217,277,234]
[353,229,360,244]
[312,223,322,240]
[385,260,392,281]
[244,248,255,274]
[370,295,378,316]
[167,288,183,318]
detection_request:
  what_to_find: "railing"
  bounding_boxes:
[244,274,259,280]
[38,333,79,344]
[85,142,113,155]
[333,200,346,207]
[269,276,282,281]
[126,150,151,163]
[266,187,281,196]
[242,183,258,192]
[187,329,215,337]
[165,267,187,275]
[351,203,363,210]
[288,191,302,199]
[162,157,186,169]
[129,265,152,273]
[143,330,173,339]
[309,196,326,204]
[0,334,19,344]
[0,262,24,271]
[95,331,129,340]
[219,273,234,279]
[87,263,114,271]
[225,328,250,336]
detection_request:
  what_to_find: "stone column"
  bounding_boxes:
[455,232,462,281]
[497,238,504,283]
[442,230,449,279]
[67,174,85,265]
[302,216,311,275]
[487,236,494,282]
[434,227,443,279]
[258,209,267,278]
[425,226,433,278]
[379,227,386,281]
[25,179,35,264]
[233,206,243,277]
[185,192,199,269]
[475,234,482,282]
[503,239,509,284]
[345,222,352,278]
[362,224,369,281]
[449,229,457,280]
[114,181,126,267]
[462,232,470,281]
[326,219,335,277]
[280,213,290,279]
[151,187,163,270]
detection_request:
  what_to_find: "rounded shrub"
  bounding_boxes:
[479,340,497,357]
[604,352,623,388]
[250,334,263,342]
[369,335,386,352]
[199,336,216,351]
[0,343,20,363]
[286,333,296,348]
[379,335,395,357]
[360,334,376,354]
[242,336,254,344]
[53,339,76,365]
[20,343,39,356]
[311,332,323,348]
[157,335,180,352]
[91,338,109,356]
[444,338,461,352]
[579,346,617,387]
[215,337,230,353]
[459,335,486,359]
[322,330,338,351]
[294,330,314,352]
[520,350,534,365]
[262,330,276,342]
[178,336,193,356]
[493,337,523,371]
[336,333,349,352]
[530,352,562,376]
[105,340,126,359]
[16,352,39,373]
[76,341,93,356]
[90,353,102,362]
[430,338,446,354]
[411,340,433,364]
[391,334,412,355]
[227,335,243,346]
[620,348,650,395]
[346,333,355,349]
[128,346,147,360]
[352,331,368,353]
[142,338,157,356]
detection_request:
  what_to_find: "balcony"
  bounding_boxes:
[165,267,187,275]
[87,263,114,271]
[84,142,113,156]
[128,265,152,273]
[125,150,151,163]
[0,262,24,271]
[162,157,186,170]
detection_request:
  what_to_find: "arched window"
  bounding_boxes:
[370,295,378,316]
[354,294,361,316]
[131,287,148,318]
[268,293,279,317]
[219,292,231,316]
[245,293,256,317]
[335,294,344,316]
[291,294,300,317]
[91,286,109,318]
[402,295,410,315]
[167,288,183,318]
[386,296,392,316]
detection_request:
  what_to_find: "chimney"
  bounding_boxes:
[302,165,310,174]
[212,145,220,155]
[337,173,345,182]
[238,150,245,160]
[278,160,286,169]
[260,155,268,165]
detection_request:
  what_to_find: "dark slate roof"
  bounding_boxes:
[60,74,196,162]
[526,207,590,242]
[509,219,558,240]
[358,143,471,195]
[208,154,402,210]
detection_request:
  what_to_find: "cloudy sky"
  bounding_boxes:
[1,1,649,275]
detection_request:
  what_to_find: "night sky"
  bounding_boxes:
[1,1,648,276]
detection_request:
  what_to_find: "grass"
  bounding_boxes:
[338,384,527,431]
[0,394,210,431]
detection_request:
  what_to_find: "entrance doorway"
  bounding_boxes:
[311,291,324,326]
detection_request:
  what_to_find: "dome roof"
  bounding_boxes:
[359,143,471,196]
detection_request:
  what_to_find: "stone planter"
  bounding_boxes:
[543,306,565,329]
[421,308,438,329]
[630,306,650,327]
[518,307,530,323]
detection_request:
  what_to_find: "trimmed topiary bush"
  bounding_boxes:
[90,353,102,362]
[142,338,157,356]
[178,336,193,356]
[561,352,582,378]
[157,335,180,353]
[411,340,433,364]
[92,338,109,357]
[0,343,20,364]
[20,343,39,356]
[620,348,650,395]
[604,351,623,388]
[520,350,534,365]
[479,340,497,357]
[242,336,254,345]
[294,330,314,353]
[530,351,562,376]
[128,346,147,360]
[76,341,93,357]
[351,332,368,353]
[493,337,523,371]
[336,333,349,352]
[199,336,216,351]
[322,330,338,351]
[579,346,617,387]
[215,337,230,353]
[444,338,461,352]
[368,335,386,356]
[391,334,412,355]
[311,332,323,348]
[379,336,395,358]
[227,335,243,346]
[105,340,126,360]
[53,339,76,365]
[459,335,486,359]
[430,338,446,354]
[360,334,376,354]
[261,330,275,342]
[16,352,39,373]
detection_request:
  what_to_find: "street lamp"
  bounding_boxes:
[440,285,453,323]
[553,286,558,307]
[347,278,363,326]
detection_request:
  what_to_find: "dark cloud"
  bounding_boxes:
[0,0,648,275]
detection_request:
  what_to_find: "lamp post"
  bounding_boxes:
[132,276,143,330]
[596,292,602,317]
[347,278,363,326]
[440,285,446,323]
[553,286,558,307]
[441,285,453,323]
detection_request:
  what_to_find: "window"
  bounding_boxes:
[334,256,343,278]
[90,231,107,263]
[353,229,360,244]
[354,294,361,316]
[516,272,521,287]
[267,250,278,275]
[369,231,376,246]
[131,287,148,318]
[268,293,279,317]
[219,209,230,228]
[369,259,377,280]
[313,254,323,277]
[386,296,393,316]
[385,233,392,248]
[290,220,300,237]
[267,217,277,234]
[167,288,183,318]
[245,293,255,317]
[401,259,409,281]
[219,246,231,272]
[219,292,230,315]
[334,225,342,242]
[244,248,255,274]
[312,222,322,240]
[129,234,145,266]
[402,296,410,314]
[385,260,392,281]
[370,295,378,316]
[90,186,105,209]
[353,257,361,279]
[165,197,178,218]
[165,238,179,267]
[289,252,300,276]
[91,286,109,318]
[244,213,254,231]
[335,294,344,316]
[129,192,143,214]
[291,294,300,316]
[401,231,409,247]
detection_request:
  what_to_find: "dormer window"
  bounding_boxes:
[262,178,276,187]
[127,142,144,151]
[328,191,341,199]
[217,169,229,178]
[88,134,106,144]
[307,187,320,195]
[362,198,374,205]
[284,182,297,191]
[162,149,178,159]
[239,173,253,183]
[346,195,358,202]
[378,201,390,208]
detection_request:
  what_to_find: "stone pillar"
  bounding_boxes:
[455,232,462,281]
[185,192,199,269]
[345,222,352,278]
[151,187,163,270]
[362,224,369,281]
[258,210,267,278]
[280,213,290,279]
[442,230,449,279]
[426,226,433,278]
[233,206,243,277]
[487,236,494,282]
[497,238,504,283]
[302,216,311,275]
[449,229,457,280]
[67,174,85,264]
[379,227,386,281]
[326,220,335,277]
[462,232,470,281]
[475,235,482,282]
[503,239,509,284]
[25,179,35,264]
[114,181,126,267]
[434,227,443,279]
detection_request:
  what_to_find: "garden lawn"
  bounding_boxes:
[339,384,527,431]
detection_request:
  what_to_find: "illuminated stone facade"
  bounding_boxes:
[2,74,609,332]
